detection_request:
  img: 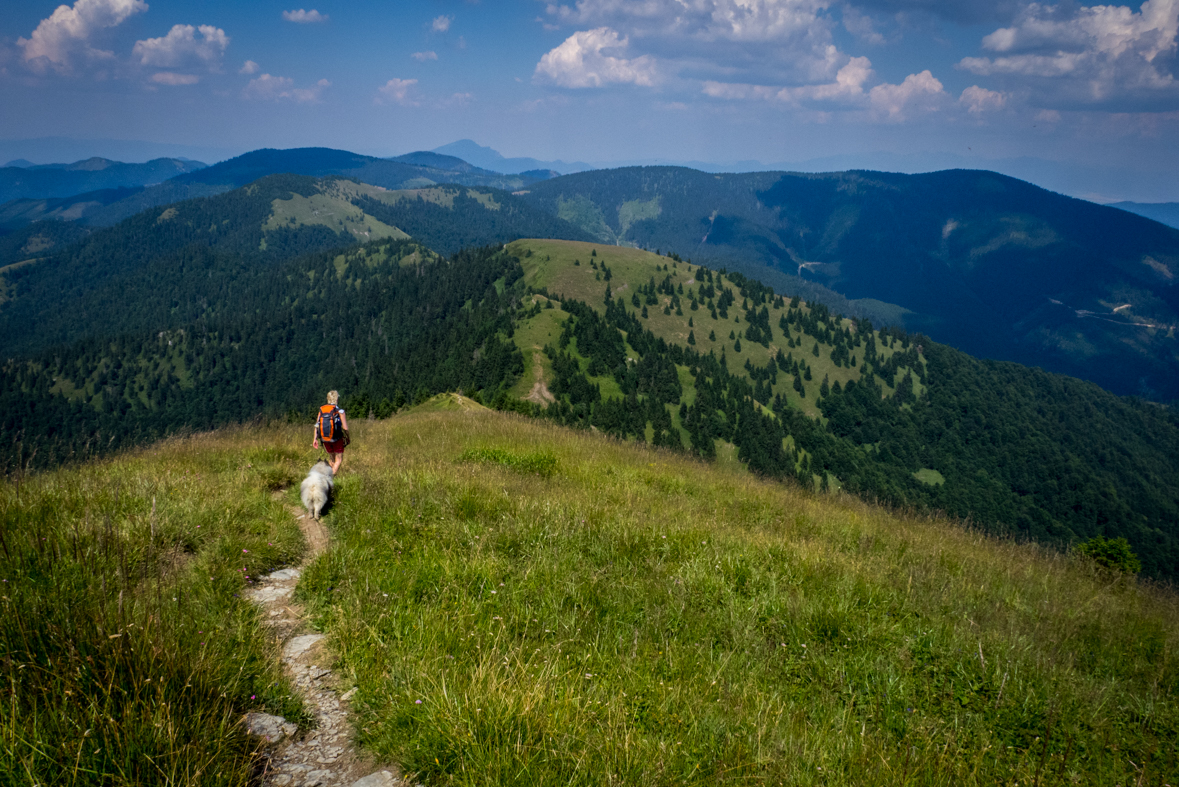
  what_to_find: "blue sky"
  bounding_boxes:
[2,0,1178,200]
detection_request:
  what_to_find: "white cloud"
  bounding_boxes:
[548,0,832,43]
[959,0,1179,107]
[412,51,438,62]
[376,77,419,105]
[152,72,200,85]
[283,9,329,23]
[292,79,330,102]
[240,59,259,74]
[432,15,453,32]
[244,73,329,102]
[703,56,874,104]
[842,6,885,45]
[133,25,230,71]
[18,0,147,74]
[868,70,945,119]
[443,92,474,107]
[542,0,849,89]
[704,57,956,121]
[959,85,1007,114]
[534,27,658,88]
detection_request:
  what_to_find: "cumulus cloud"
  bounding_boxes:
[18,0,147,74]
[842,6,886,44]
[376,77,419,105]
[959,0,1179,108]
[151,71,200,85]
[959,84,1007,113]
[432,15,452,32]
[240,59,260,74]
[548,0,832,43]
[534,27,658,88]
[133,25,230,71]
[412,51,438,61]
[542,0,850,88]
[867,69,945,118]
[703,56,874,104]
[243,73,329,102]
[283,9,329,23]
[704,59,951,120]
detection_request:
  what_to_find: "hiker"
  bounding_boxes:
[312,390,350,474]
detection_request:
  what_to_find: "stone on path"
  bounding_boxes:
[350,771,399,787]
[268,568,302,581]
[283,633,324,660]
[244,712,297,743]
[250,584,295,603]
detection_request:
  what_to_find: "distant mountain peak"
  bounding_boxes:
[430,140,591,176]
[433,139,506,163]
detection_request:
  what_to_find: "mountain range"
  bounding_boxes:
[2,146,1178,402]
[0,157,206,203]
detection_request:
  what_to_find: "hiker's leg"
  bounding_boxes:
[331,451,344,475]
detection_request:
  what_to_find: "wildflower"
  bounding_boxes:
[415,699,422,704]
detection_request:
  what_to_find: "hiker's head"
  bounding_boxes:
[327,390,339,405]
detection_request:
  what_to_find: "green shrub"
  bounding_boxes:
[1075,536,1142,575]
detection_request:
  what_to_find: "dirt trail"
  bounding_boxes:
[243,494,402,787]
[525,350,555,405]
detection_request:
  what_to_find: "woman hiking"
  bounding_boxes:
[312,390,350,474]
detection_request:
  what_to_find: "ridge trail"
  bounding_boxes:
[242,490,403,787]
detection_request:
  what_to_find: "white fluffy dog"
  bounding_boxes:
[300,460,334,519]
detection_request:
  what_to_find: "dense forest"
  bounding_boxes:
[0,175,366,356]
[354,187,592,257]
[1,239,524,471]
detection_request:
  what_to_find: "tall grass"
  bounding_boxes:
[303,407,1179,786]
[0,429,312,785]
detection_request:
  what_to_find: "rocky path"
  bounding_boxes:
[243,501,402,787]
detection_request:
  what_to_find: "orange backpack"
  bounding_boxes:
[317,404,342,443]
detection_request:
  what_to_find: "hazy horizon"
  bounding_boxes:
[2,0,1178,202]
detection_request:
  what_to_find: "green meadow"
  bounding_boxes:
[3,399,1177,785]
[305,402,1177,785]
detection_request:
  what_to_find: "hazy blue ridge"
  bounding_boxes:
[0,157,206,203]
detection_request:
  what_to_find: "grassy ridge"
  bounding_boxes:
[511,238,921,421]
[0,429,314,785]
[301,403,1179,785]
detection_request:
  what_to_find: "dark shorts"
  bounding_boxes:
[324,440,345,455]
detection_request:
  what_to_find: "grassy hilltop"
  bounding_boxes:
[3,402,1177,784]
[507,238,923,422]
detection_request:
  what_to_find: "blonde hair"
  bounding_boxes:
[326,390,339,405]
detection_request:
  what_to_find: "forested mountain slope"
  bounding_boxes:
[0,175,589,356]
[520,167,1179,399]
